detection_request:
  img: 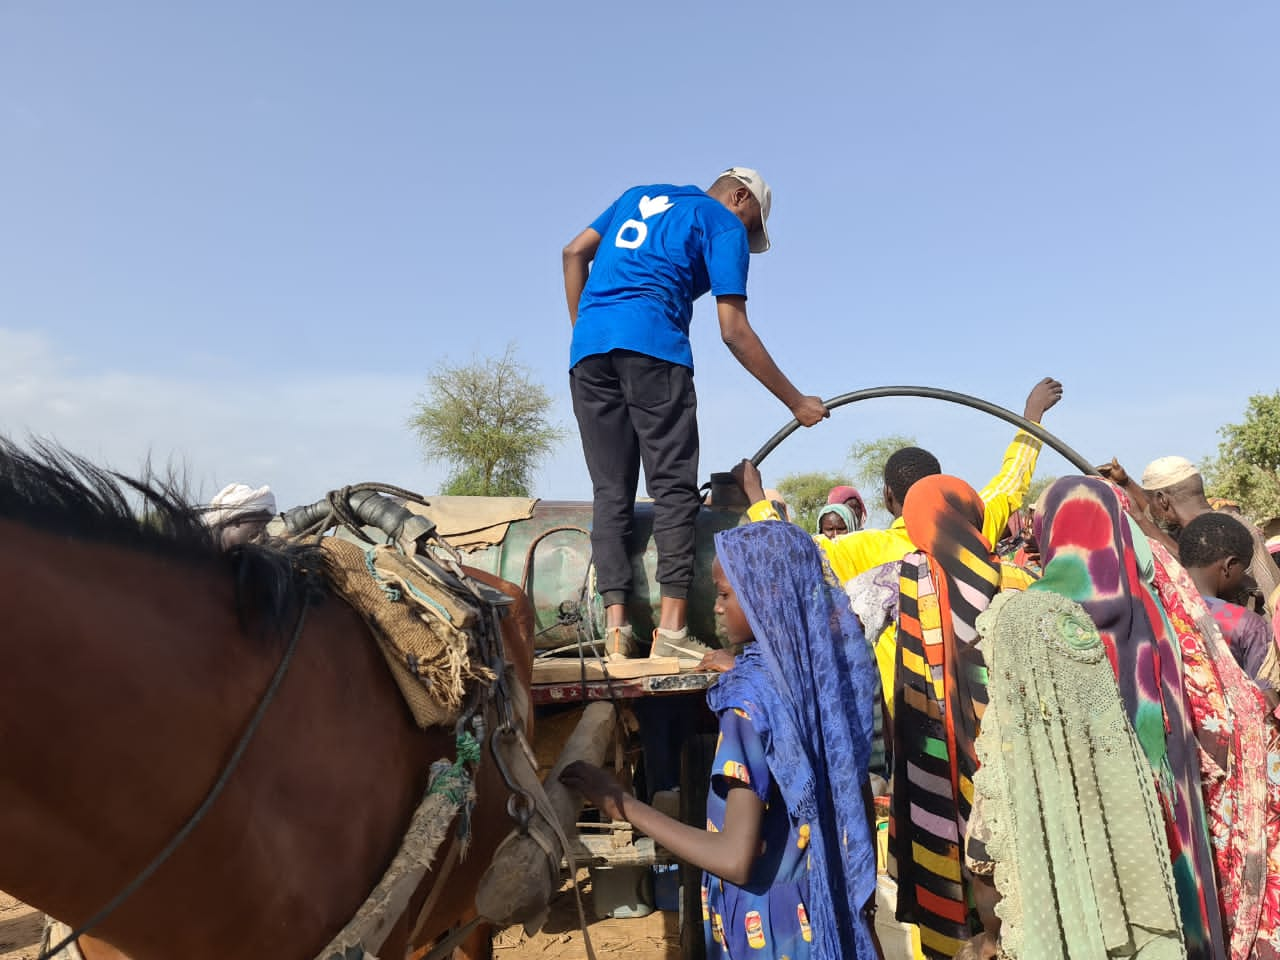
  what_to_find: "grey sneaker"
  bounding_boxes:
[650,627,712,659]
[605,625,636,660]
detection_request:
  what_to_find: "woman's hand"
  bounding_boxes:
[558,761,630,821]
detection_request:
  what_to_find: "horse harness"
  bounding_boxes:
[40,486,590,960]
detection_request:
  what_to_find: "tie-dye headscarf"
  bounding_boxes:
[889,475,1001,958]
[1032,476,1223,960]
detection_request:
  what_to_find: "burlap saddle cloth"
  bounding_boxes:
[320,538,495,728]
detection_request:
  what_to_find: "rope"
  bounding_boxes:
[427,732,481,805]
[39,601,311,960]
[518,525,591,596]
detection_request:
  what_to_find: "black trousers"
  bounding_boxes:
[570,350,700,604]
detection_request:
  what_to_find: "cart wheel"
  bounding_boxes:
[678,732,717,960]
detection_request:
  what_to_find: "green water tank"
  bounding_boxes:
[455,498,747,650]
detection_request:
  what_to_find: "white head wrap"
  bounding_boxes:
[1140,456,1199,491]
[204,483,277,527]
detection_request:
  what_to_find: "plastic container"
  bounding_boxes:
[652,864,681,912]
[589,864,654,919]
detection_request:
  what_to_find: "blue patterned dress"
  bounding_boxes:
[703,706,814,959]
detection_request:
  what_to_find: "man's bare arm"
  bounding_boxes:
[563,228,602,327]
[717,295,828,426]
[1095,458,1180,554]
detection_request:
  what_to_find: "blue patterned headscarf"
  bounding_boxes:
[707,521,879,960]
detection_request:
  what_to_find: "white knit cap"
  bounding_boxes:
[1141,456,1199,491]
[204,482,277,527]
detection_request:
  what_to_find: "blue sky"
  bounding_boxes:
[2,3,1276,512]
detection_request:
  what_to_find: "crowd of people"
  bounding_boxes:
[555,166,1280,959]
[171,162,1280,960]
[564,408,1280,960]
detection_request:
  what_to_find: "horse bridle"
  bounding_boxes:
[40,486,541,960]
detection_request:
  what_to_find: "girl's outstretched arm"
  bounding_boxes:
[560,760,764,885]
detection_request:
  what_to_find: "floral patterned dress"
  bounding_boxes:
[703,706,813,960]
[1150,541,1280,960]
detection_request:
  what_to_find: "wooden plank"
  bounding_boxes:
[532,655,691,684]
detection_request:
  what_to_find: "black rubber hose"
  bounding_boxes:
[750,385,1097,476]
[281,499,331,536]
[346,489,418,541]
[281,489,433,542]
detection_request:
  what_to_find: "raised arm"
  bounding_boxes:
[732,457,778,521]
[730,458,863,579]
[717,295,828,426]
[978,378,1062,544]
[562,227,602,327]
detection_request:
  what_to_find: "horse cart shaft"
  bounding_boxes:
[474,701,617,928]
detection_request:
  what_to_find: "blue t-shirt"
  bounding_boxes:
[569,184,751,371]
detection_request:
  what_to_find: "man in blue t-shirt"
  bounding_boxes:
[563,167,829,657]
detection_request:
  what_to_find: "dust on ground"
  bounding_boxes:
[494,870,681,959]
[0,894,41,960]
[0,878,679,960]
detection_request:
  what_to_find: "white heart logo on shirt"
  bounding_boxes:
[638,195,673,220]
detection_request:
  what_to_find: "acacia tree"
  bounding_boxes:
[847,434,917,528]
[849,434,918,490]
[1026,474,1059,510]
[1203,391,1280,522]
[409,346,564,497]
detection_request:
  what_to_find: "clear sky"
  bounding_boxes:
[2,3,1276,512]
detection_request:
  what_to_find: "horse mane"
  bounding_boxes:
[0,437,329,635]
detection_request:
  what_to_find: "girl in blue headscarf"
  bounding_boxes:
[561,521,881,960]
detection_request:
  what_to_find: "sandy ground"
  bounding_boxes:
[493,870,680,959]
[0,894,41,960]
[3,875,912,960]
[0,877,680,960]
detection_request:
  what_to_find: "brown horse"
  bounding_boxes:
[0,441,534,960]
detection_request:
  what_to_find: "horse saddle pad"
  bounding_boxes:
[320,538,496,728]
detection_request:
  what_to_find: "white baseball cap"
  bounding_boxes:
[721,166,772,253]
